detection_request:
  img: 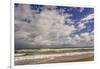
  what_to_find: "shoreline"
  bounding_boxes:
[15,52,94,65]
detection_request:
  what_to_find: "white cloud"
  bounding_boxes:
[65,18,74,24]
[15,4,94,47]
[79,8,84,12]
[77,13,94,31]
[15,4,76,45]
[80,32,93,42]
[63,25,76,36]
[81,14,94,21]
[78,23,86,30]
[62,32,94,46]
[69,32,94,46]
[67,8,73,11]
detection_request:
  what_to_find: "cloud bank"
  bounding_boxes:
[15,4,94,48]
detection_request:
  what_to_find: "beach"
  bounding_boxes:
[15,48,94,65]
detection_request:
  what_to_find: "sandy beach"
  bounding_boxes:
[15,50,94,65]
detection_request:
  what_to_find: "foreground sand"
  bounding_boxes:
[15,51,94,65]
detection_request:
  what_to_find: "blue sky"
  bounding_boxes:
[30,4,94,33]
[30,4,94,38]
[15,4,94,47]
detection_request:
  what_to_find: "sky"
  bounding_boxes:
[15,3,94,48]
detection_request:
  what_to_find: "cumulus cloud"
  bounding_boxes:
[65,32,94,47]
[15,4,94,48]
[15,4,76,46]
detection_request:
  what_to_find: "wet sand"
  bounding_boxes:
[15,53,94,65]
